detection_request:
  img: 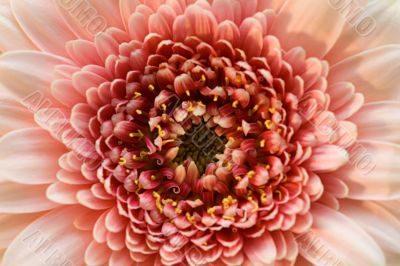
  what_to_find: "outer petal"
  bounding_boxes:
[0,213,42,248]
[270,0,346,57]
[0,128,65,184]
[0,0,37,51]
[0,51,71,105]
[54,0,124,40]
[0,96,35,135]
[0,182,58,213]
[298,204,385,266]
[2,206,92,266]
[350,102,400,142]
[337,140,400,200]
[326,0,400,63]
[10,0,77,57]
[339,200,400,255]
[329,45,400,102]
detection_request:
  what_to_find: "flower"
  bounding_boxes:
[0,0,400,265]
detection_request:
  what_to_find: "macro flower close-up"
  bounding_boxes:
[0,0,400,265]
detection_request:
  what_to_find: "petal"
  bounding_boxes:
[271,0,346,57]
[46,182,88,205]
[0,213,42,248]
[85,240,112,265]
[298,203,385,266]
[0,97,35,135]
[326,0,400,63]
[337,140,400,200]
[0,51,71,105]
[244,231,277,264]
[54,0,123,40]
[329,45,400,102]
[119,0,141,30]
[0,182,58,213]
[349,101,400,143]
[0,0,37,51]
[0,128,65,184]
[10,0,77,56]
[340,200,400,255]
[2,206,92,266]
[304,145,349,173]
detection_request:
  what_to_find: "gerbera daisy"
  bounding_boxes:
[0,0,399,265]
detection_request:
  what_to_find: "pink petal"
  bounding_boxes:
[0,51,70,104]
[337,140,400,200]
[271,0,346,57]
[10,0,77,56]
[0,0,37,51]
[305,145,349,173]
[85,240,112,265]
[0,213,42,248]
[329,45,400,102]
[0,97,35,135]
[0,128,64,184]
[244,231,277,264]
[350,101,400,142]
[299,204,385,266]
[2,206,92,266]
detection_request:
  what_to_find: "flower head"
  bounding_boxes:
[0,0,400,265]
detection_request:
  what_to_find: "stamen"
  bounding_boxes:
[148,84,155,91]
[119,157,127,166]
[232,100,239,108]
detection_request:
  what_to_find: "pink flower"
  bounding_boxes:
[0,0,400,265]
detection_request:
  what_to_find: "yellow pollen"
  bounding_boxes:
[252,105,260,112]
[129,130,144,139]
[161,103,167,111]
[151,175,157,180]
[201,74,206,82]
[207,207,216,217]
[271,147,280,154]
[222,215,235,221]
[222,195,237,209]
[185,90,191,97]
[134,92,142,98]
[197,101,206,108]
[260,192,268,204]
[152,191,163,213]
[236,73,242,85]
[136,109,143,115]
[118,157,127,166]
[225,76,229,85]
[259,139,266,148]
[186,212,195,223]
[148,84,155,91]
[237,126,243,132]
[155,125,165,137]
[247,196,259,213]
[247,170,256,179]
[213,95,219,102]
[269,107,276,114]
[265,164,271,170]
[134,179,139,185]
[175,208,182,214]
[235,176,242,181]
[162,139,175,145]
[265,120,273,129]
[232,100,239,108]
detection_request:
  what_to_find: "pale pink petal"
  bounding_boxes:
[85,240,112,265]
[0,128,64,184]
[338,140,400,200]
[0,97,35,135]
[54,0,123,40]
[298,204,385,266]
[304,145,349,173]
[119,0,141,30]
[46,182,88,204]
[0,213,42,248]
[329,45,400,102]
[340,200,400,255]
[271,0,346,57]
[0,182,58,213]
[0,51,71,104]
[326,0,400,63]
[0,0,37,51]
[10,0,77,56]
[244,231,277,264]
[2,206,92,266]
[350,101,400,142]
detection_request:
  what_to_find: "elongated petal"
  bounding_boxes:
[271,0,346,57]
[305,145,349,173]
[337,141,400,200]
[2,206,92,266]
[329,45,400,102]
[0,97,35,135]
[0,51,71,105]
[350,101,400,142]
[11,0,77,56]
[298,204,385,266]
